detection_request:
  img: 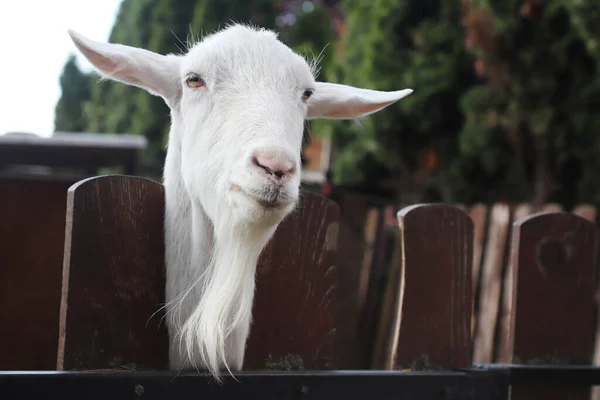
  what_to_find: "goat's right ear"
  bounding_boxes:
[306,82,413,120]
[67,30,182,107]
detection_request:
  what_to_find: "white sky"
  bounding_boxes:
[0,0,122,138]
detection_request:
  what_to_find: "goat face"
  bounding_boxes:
[68,22,413,231]
[179,26,310,228]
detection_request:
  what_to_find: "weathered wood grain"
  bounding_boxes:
[393,204,473,370]
[472,204,511,364]
[371,226,403,369]
[360,205,399,369]
[57,175,168,371]
[469,204,489,296]
[469,204,489,337]
[509,211,597,400]
[358,208,380,327]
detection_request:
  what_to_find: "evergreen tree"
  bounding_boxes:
[190,0,279,35]
[54,55,92,132]
[284,1,336,74]
[83,0,158,164]
[318,0,477,201]
[460,0,600,208]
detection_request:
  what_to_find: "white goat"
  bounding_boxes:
[68,23,412,382]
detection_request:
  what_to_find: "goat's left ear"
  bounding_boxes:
[67,30,182,108]
[306,82,413,120]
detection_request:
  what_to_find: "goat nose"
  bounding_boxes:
[251,150,296,180]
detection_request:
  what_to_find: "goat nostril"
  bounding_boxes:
[252,156,275,177]
[252,151,295,180]
[251,156,262,169]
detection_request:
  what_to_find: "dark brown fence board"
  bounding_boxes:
[572,207,600,400]
[509,211,597,400]
[472,204,511,364]
[393,204,473,370]
[246,192,339,370]
[333,194,369,369]
[495,204,532,363]
[0,177,75,370]
[371,226,402,369]
[358,208,380,324]
[57,175,168,371]
[470,204,489,297]
[359,206,395,369]
[570,205,599,400]
[469,204,489,337]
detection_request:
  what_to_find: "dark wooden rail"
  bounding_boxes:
[0,370,508,400]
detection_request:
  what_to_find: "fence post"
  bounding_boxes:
[334,194,374,369]
[472,204,511,364]
[245,191,339,370]
[508,211,597,400]
[57,175,168,371]
[494,204,532,363]
[374,204,474,370]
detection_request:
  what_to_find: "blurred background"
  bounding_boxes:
[4,0,600,209]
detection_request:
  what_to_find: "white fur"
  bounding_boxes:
[68,23,413,382]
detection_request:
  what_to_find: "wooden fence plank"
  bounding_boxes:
[571,204,600,400]
[57,175,168,371]
[392,204,473,370]
[469,204,489,337]
[509,212,597,400]
[358,208,381,326]
[58,175,339,372]
[0,177,75,370]
[334,194,370,369]
[470,204,489,296]
[359,206,396,369]
[371,221,402,369]
[246,191,339,370]
[495,203,532,363]
[472,204,511,365]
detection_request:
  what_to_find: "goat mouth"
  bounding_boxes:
[231,184,291,210]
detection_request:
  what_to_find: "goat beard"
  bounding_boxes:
[169,218,275,383]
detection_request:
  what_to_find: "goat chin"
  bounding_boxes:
[230,188,297,229]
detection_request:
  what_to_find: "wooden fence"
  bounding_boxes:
[333,193,599,365]
[2,175,600,399]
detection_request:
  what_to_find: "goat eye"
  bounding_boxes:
[301,89,313,102]
[186,74,205,89]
